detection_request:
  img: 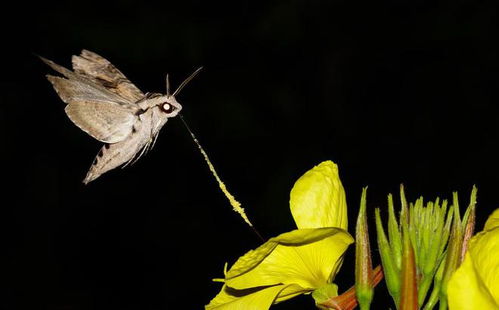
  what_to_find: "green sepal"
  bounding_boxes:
[375,208,400,304]
[312,283,339,305]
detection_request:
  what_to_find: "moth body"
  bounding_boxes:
[40,50,199,183]
[84,106,158,183]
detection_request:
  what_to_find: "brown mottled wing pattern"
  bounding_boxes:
[41,56,139,143]
[72,50,144,102]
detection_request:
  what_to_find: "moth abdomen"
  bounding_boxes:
[90,145,106,166]
[83,121,151,184]
[84,144,117,184]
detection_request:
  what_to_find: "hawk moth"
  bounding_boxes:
[40,50,201,184]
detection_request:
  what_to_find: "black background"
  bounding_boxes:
[2,1,499,309]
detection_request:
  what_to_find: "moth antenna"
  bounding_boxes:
[166,74,171,97]
[172,67,203,97]
[178,114,264,242]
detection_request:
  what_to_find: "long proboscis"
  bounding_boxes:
[171,67,203,97]
[178,114,264,241]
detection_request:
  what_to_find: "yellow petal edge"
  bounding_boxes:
[206,284,305,310]
[290,161,348,230]
[484,208,499,231]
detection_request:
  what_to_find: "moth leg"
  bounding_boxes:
[143,115,159,154]
[148,133,160,153]
[121,135,152,169]
[125,141,150,167]
[121,151,137,168]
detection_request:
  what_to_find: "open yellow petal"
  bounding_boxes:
[448,217,499,309]
[290,161,348,230]
[468,227,499,304]
[448,252,499,309]
[205,284,305,310]
[484,208,499,231]
[225,228,354,290]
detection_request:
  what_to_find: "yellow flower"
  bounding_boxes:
[206,161,354,309]
[448,208,499,309]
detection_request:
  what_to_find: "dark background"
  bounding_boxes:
[1,0,498,309]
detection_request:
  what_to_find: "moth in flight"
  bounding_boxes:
[40,50,201,184]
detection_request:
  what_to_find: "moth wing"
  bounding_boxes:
[72,50,144,102]
[41,56,140,143]
[41,56,125,98]
[46,75,132,106]
[65,100,138,143]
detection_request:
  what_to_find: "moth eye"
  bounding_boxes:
[162,103,175,113]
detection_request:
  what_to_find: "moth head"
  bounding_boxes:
[160,96,182,117]
[160,67,202,117]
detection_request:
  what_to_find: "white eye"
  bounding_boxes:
[162,103,174,113]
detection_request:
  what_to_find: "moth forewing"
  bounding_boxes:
[41,50,199,183]
[71,49,144,102]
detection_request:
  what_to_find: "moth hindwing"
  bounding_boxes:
[41,50,201,183]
